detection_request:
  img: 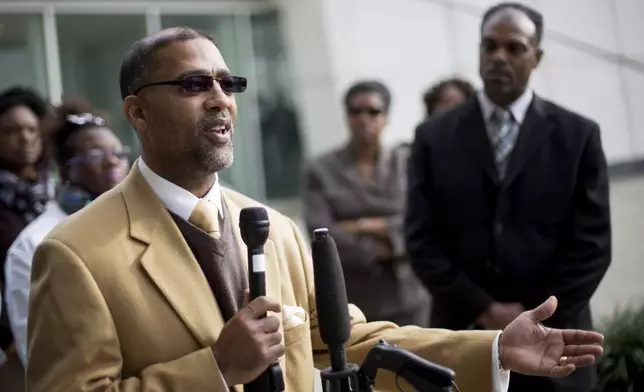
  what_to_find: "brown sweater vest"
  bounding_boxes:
[169,206,247,322]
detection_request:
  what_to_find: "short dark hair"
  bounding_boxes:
[343,81,392,113]
[119,27,215,100]
[422,77,475,116]
[0,86,49,121]
[46,97,110,165]
[481,2,544,44]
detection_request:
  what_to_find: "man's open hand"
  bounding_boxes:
[499,296,604,377]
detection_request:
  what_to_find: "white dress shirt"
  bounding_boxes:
[4,201,69,365]
[139,158,509,391]
[138,158,222,220]
[478,89,534,132]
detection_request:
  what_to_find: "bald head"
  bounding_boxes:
[119,27,215,100]
[481,2,543,45]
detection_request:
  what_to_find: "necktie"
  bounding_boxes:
[491,109,517,180]
[189,199,221,239]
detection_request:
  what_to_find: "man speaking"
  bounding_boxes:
[27,28,603,392]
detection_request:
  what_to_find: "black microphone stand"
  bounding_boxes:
[320,340,456,392]
[319,341,360,392]
[312,229,455,392]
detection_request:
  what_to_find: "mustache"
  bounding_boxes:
[198,115,232,131]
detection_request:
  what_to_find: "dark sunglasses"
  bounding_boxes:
[348,107,383,117]
[134,75,247,95]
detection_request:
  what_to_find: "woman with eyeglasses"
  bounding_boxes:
[303,81,430,327]
[3,98,130,370]
[0,86,53,390]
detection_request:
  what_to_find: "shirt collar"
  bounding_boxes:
[477,89,534,125]
[138,158,223,221]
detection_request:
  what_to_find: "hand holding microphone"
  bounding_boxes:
[240,207,285,392]
[212,292,285,386]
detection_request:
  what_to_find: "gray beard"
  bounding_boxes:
[194,140,234,174]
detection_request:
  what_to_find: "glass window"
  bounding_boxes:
[251,11,304,200]
[56,14,147,155]
[0,14,48,97]
[161,15,263,199]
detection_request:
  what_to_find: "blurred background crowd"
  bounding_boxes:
[0,0,643,391]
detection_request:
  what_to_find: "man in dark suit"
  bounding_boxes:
[406,3,611,392]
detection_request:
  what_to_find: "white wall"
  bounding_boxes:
[283,0,644,164]
[275,0,344,159]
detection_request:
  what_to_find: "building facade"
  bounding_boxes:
[1,0,643,206]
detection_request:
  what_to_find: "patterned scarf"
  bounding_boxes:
[0,169,52,223]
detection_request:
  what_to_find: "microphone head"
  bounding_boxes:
[311,228,351,347]
[239,207,270,249]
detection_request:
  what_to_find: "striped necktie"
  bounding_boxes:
[491,109,517,180]
[188,199,221,239]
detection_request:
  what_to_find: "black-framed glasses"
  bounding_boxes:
[133,75,247,95]
[65,146,131,166]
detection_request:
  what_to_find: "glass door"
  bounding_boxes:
[251,10,303,200]
[0,3,301,204]
[56,14,147,156]
[0,14,48,97]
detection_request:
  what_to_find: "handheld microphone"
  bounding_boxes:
[311,228,357,392]
[240,207,285,392]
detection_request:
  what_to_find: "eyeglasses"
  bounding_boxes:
[65,146,131,166]
[133,75,248,95]
[348,107,384,117]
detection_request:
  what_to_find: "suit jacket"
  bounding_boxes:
[27,163,500,392]
[303,145,430,327]
[406,96,611,390]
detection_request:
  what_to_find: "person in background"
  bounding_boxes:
[422,77,475,119]
[4,98,130,367]
[0,86,52,389]
[303,81,430,327]
[406,3,611,392]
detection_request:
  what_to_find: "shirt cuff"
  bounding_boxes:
[492,332,510,392]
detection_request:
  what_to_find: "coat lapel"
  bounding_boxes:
[121,163,224,346]
[502,96,554,189]
[457,98,499,185]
